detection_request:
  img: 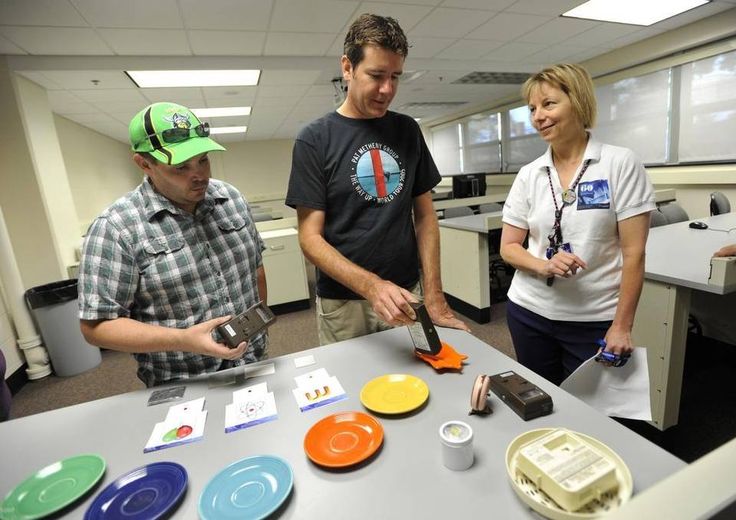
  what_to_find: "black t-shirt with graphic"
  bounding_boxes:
[286,110,441,299]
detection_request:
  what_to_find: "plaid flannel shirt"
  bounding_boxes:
[78,178,266,386]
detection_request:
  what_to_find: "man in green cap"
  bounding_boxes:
[78,102,268,387]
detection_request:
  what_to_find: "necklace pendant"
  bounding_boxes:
[562,189,576,205]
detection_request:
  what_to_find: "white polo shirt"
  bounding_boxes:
[502,136,656,321]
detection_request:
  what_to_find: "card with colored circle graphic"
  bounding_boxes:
[224,382,278,433]
[144,398,207,453]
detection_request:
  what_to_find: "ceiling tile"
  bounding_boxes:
[370,0,441,5]
[270,0,359,33]
[0,0,87,26]
[355,2,434,31]
[260,70,323,86]
[47,91,98,115]
[466,12,550,40]
[40,70,134,90]
[561,23,642,49]
[188,30,266,55]
[264,32,335,56]
[481,41,546,61]
[405,37,455,58]
[440,0,515,9]
[409,7,496,38]
[98,29,191,55]
[180,0,274,30]
[70,0,183,29]
[249,106,294,120]
[0,34,26,54]
[505,0,582,16]
[0,27,113,55]
[527,43,592,64]
[64,112,121,125]
[517,17,599,45]
[435,39,503,60]
[256,84,310,98]
[325,33,347,56]
[204,95,258,107]
[141,87,206,107]
[15,71,62,90]
[72,88,148,105]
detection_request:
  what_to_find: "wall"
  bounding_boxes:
[213,138,296,218]
[0,59,62,289]
[55,115,141,236]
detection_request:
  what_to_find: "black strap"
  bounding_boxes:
[143,108,173,165]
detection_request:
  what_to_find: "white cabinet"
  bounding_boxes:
[260,228,309,308]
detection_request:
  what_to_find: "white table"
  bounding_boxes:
[0,328,683,519]
[438,212,503,323]
[634,212,736,429]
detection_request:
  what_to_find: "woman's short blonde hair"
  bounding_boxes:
[521,63,597,129]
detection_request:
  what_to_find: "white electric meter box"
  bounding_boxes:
[516,428,618,511]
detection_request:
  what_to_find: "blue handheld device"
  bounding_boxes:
[594,339,630,367]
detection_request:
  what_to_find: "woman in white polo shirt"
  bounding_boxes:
[500,63,655,385]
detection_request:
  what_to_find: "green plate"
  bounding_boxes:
[0,454,105,520]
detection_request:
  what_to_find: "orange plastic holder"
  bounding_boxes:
[415,341,468,371]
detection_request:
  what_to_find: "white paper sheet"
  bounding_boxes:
[294,355,316,368]
[560,348,652,421]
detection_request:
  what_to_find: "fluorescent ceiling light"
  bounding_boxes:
[210,126,247,135]
[126,70,260,88]
[562,0,710,26]
[192,107,251,117]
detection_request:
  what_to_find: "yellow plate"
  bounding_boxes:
[360,374,429,414]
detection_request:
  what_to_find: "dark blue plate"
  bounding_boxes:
[83,462,187,520]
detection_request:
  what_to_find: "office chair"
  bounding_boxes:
[710,192,731,216]
[478,202,503,214]
[443,206,474,219]
[658,203,689,224]
[650,209,668,228]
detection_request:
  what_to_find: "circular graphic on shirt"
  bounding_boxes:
[349,143,406,204]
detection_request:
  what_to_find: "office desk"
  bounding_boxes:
[634,212,736,430]
[439,212,503,323]
[0,328,682,519]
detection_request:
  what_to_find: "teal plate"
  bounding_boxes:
[199,455,293,520]
[1,454,106,520]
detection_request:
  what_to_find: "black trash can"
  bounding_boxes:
[25,279,101,377]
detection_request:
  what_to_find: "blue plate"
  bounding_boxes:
[83,462,187,520]
[199,456,293,520]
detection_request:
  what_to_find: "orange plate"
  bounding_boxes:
[304,411,384,468]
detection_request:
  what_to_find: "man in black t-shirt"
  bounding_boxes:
[286,13,468,344]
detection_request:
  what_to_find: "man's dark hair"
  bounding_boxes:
[137,151,159,164]
[343,13,408,67]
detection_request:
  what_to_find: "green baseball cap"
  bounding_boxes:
[129,102,225,165]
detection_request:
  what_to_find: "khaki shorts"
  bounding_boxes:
[316,282,423,346]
